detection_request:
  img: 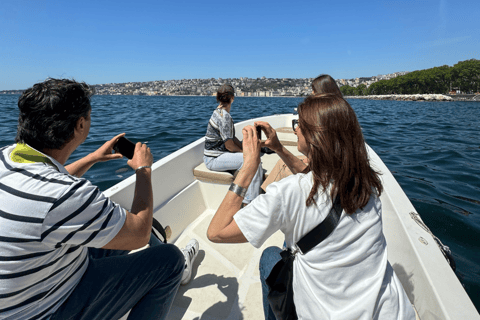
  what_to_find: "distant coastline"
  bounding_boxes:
[2,92,478,101]
[344,94,479,102]
[2,59,478,99]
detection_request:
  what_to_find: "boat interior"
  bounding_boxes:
[169,132,301,320]
[108,115,477,320]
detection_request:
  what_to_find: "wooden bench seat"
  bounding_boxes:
[193,145,302,184]
[194,128,299,185]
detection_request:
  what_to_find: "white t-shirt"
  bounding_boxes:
[234,171,415,320]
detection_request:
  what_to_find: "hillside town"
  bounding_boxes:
[92,72,409,96]
[0,72,409,96]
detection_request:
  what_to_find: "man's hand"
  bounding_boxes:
[103,141,154,250]
[255,121,282,152]
[90,133,125,163]
[127,142,153,171]
[66,133,125,177]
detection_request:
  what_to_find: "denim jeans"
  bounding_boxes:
[204,153,263,203]
[259,246,283,320]
[51,234,184,320]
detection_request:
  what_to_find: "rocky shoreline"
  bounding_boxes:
[344,94,479,101]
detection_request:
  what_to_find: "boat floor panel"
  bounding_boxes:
[170,209,420,320]
[171,209,284,320]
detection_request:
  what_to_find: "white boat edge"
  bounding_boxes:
[104,113,479,319]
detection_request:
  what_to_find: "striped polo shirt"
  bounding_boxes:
[0,144,126,320]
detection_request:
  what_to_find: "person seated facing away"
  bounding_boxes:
[0,79,198,320]
[203,84,263,206]
[207,94,415,319]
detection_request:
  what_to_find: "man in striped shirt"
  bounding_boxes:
[0,79,185,319]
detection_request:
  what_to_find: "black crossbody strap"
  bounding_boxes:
[152,217,168,244]
[296,196,342,254]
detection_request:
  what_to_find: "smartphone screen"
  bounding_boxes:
[113,137,135,159]
[256,126,262,140]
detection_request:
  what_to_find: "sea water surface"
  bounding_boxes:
[1,95,479,312]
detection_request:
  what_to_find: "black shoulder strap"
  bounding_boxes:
[152,217,168,244]
[296,196,342,254]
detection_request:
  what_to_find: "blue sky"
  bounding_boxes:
[1,0,478,90]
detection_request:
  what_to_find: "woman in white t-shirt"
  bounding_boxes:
[207,94,415,319]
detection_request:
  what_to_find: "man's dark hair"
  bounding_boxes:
[16,78,94,151]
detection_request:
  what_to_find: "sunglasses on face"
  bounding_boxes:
[292,119,299,131]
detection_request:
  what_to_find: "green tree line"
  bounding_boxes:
[340,59,480,96]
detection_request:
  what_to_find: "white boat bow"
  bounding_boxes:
[106,114,479,320]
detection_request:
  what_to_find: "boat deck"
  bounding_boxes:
[170,209,284,319]
[169,194,423,320]
[168,128,298,319]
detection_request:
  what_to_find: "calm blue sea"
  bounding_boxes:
[1,95,479,311]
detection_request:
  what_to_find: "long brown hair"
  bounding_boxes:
[298,94,382,214]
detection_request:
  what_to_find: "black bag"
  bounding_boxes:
[266,196,342,320]
[266,249,297,319]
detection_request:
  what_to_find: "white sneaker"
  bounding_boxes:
[181,239,199,285]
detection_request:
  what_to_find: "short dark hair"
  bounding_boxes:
[16,78,94,150]
[216,84,235,104]
[311,74,342,96]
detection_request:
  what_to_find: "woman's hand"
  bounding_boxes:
[255,121,282,152]
[90,133,125,163]
[255,121,308,175]
[241,125,262,171]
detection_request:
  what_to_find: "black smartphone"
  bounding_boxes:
[113,136,135,159]
[256,125,262,140]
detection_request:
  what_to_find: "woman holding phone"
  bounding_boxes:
[260,74,343,191]
[203,84,263,206]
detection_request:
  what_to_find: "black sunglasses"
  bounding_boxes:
[292,119,299,131]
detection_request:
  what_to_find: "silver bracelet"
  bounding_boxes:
[135,165,152,173]
[229,182,247,198]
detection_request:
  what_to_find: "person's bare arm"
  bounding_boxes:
[66,133,124,177]
[207,125,261,243]
[233,137,243,150]
[225,139,243,152]
[102,142,154,250]
[256,121,307,174]
[275,145,308,174]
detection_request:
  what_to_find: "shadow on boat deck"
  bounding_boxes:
[169,250,245,320]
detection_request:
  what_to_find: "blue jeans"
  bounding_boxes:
[259,246,283,320]
[204,153,263,203]
[51,234,184,320]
